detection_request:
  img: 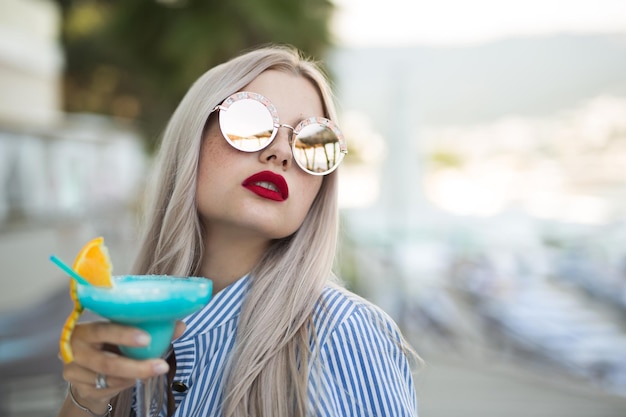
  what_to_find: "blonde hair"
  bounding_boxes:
[114,45,341,417]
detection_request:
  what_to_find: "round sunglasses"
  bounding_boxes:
[211,91,348,175]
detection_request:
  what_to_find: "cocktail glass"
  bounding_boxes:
[75,275,212,417]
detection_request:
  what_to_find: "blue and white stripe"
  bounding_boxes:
[163,276,417,416]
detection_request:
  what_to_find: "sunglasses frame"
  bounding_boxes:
[211,91,348,176]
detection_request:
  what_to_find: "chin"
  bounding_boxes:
[264,228,299,241]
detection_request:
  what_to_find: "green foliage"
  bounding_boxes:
[429,150,465,169]
[56,0,335,152]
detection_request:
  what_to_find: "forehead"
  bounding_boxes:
[241,70,324,119]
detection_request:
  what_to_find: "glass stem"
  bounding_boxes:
[136,378,155,417]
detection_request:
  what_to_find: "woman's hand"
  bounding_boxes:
[60,320,186,414]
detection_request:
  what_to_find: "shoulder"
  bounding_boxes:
[310,285,418,416]
[312,284,412,374]
[313,284,404,346]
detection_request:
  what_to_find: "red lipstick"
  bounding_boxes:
[242,171,289,202]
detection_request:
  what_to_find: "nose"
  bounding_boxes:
[258,124,294,170]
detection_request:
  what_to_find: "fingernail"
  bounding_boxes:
[134,332,151,346]
[153,361,169,374]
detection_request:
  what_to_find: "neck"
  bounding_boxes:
[199,227,271,293]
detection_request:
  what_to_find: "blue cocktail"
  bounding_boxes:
[75,275,212,416]
[76,275,212,359]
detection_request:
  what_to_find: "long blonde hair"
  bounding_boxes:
[114,45,341,417]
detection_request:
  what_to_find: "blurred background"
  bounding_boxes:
[1,0,626,416]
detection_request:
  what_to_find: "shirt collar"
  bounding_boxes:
[178,274,250,340]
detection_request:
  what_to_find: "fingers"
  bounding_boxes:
[63,355,135,408]
[74,321,151,348]
[64,359,135,397]
[70,322,170,377]
[73,346,169,380]
[61,321,171,405]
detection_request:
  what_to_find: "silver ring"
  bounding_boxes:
[95,373,108,390]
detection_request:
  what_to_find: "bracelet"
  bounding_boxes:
[68,384,113,417]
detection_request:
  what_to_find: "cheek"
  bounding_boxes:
[293,176,324,218]
[198,131,235,176]
[197,135,228,198]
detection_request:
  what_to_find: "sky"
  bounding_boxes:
[331,0,626,222]
[332,0,626,47]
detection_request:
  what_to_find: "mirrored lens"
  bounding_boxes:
[219,99,275,152]
[293,123,344,174]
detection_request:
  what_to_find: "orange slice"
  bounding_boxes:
[59,304,83,363]
[73,236,113,288]
[59,237,114,363]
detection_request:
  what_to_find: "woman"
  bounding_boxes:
[57,45,418,417]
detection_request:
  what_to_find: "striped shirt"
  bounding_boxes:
[166,276,418,416]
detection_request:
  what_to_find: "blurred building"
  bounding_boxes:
[0,0,146,306]
[0,2,146,414]
[0,0,62,128]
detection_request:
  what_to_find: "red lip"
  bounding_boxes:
[242,171,289,202]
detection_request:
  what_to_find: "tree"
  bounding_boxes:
[55,0,335,151]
